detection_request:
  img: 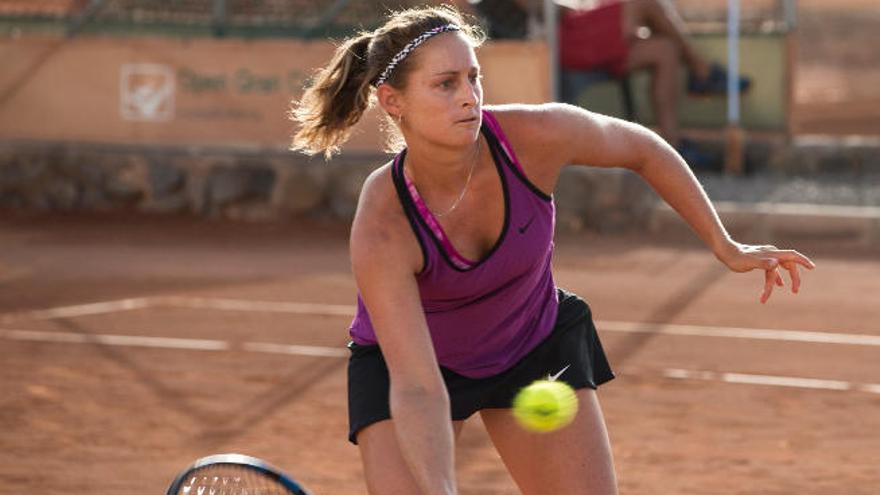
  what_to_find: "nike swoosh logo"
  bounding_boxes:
[548,364,570,382]
[518,216,535,234]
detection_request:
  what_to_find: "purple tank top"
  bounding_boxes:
[349,109,559,378]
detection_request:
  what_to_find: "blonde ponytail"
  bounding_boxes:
[290,32,375,160]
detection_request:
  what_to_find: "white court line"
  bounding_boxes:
[0,328,342,357]
[164,298,880,348]
[242,342,349,358]
[0,297,153,323]
[4,297,879,348]
[156,296,357,317]
[0,329,228,351]
[861,384,880,394]
[3,328,878,394]
[598,321,880,347]
[663,368,880,394]
[0,296,356,324]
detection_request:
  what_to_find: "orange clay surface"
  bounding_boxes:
[1,4,878,492]
[1,214,877,495]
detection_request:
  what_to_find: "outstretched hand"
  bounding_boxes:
[717,242,816,304]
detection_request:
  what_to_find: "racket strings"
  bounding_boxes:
[174,464,295,495]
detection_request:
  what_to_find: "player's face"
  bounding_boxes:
[397,32,483,147]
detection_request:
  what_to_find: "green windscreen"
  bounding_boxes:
[569,32,790,132]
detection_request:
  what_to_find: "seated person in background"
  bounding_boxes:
[445,0,751,170]
[558,0,751,168]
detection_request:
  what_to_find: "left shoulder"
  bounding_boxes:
[485,102,660,172]
[483,103,573,170]
[484,103,571,145]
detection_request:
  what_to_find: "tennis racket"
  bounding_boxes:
[166,453,314,495]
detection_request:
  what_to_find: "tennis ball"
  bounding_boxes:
[512,379,579,433]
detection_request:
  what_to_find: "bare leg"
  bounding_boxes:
[480,389,618,495]
[626,36,681,145]
[623,0,710,79]
[356,419,466,495]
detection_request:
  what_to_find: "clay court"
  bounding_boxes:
[1,0,879,493]
[1,215,877,494]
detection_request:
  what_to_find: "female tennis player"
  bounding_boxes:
[291,6,814,495]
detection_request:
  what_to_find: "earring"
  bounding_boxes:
[395,114,403,126]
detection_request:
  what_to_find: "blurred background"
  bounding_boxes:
[1,2,878,494]
[0,0,878,228]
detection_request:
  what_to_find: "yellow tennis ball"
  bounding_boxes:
[512,380,579,433]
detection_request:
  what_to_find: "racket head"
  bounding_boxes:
[166,453,313,495]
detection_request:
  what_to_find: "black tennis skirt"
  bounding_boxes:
[346,288,615,444]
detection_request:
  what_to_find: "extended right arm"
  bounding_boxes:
[350,168,457,495]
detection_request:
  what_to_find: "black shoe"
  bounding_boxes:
[688,63,752,96]
[676,139,720,172]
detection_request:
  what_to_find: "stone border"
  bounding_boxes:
[0,140,660,234]
[0,141,374,223]
[2,140,879,243]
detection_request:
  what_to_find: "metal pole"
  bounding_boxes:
[723,0,744,174]
[782,0,798,141]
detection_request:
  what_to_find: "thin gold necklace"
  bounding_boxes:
[410,138,481,218]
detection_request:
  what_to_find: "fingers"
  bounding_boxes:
[772,249,816,270]
[751,244,816,270]
[761,248,815,301]
[761,267,777,304]
[734,243,816,303]
[782,260,802,293]
[760,260,803,303]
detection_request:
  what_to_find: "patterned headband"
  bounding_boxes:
[373,24,461,87]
